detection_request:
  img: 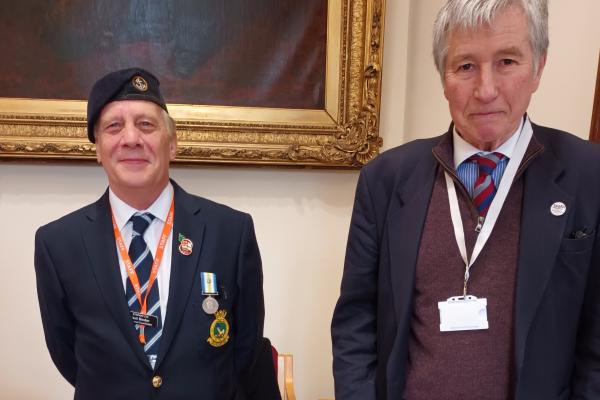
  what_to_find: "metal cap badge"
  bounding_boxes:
[131,75,149,92]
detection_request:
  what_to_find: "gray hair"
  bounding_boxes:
[432,0,549,75]
[163,112,177,137]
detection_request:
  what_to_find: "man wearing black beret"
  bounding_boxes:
[34,68,280,399]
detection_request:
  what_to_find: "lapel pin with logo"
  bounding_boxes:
[550,202,566,217]
[178,233,193,256]
[200,272,219,315]
[208,309,230,347]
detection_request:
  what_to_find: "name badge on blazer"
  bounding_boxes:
[130,311,158,328]
[438,295,488,332]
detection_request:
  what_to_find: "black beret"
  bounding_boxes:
[86,67,168,143]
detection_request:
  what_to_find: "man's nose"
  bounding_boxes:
[121,123,142,146]
[473,66,499,103]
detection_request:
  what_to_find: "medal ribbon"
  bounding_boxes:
[201,272,218,295]
[111,199,174,344]
[444,117,532,297]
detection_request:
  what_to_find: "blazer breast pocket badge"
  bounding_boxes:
[208,309,230,347]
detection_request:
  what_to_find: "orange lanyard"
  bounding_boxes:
[111,199,174,343]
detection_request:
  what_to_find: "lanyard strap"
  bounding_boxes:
[445,118,533,296]
[112,199,174,316]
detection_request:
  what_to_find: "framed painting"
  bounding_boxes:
[590,52,600,143]
[0,0,385,167]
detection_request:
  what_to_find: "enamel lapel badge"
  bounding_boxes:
[208,310,230,347]
[178,233,193,256]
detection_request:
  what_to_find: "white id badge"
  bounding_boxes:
[438,295,488,332]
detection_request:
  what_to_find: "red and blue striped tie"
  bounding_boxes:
[470,152,505,217]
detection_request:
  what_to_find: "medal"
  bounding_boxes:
[200,272,219,314]
[202,296,219,314]
[178,233,193,256]
[207,310,230,347]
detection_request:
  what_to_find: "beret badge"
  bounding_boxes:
[132,75,149,92]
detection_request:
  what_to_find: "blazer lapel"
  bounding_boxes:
[387,154,438,338]
[155,183,205,369]
[82,191,151,368]
[385,150,438,396]
[514,135,572,375]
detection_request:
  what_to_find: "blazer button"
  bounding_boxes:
[152,375,163,388]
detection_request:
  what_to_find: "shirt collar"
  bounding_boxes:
[109,182,174,230]
[453,117,524,169]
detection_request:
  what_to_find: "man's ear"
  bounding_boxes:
[95,135,102,164]
[532,52,547,92]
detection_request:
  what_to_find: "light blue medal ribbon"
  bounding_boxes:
[201,272,218,295]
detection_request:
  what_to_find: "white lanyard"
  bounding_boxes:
[444,118,533,296]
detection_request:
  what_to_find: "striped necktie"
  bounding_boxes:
[469,152,505,217]
[125,212,162,368]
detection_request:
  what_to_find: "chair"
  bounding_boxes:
[276,352,296,400]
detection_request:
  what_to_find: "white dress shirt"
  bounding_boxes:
[109,182,173,325]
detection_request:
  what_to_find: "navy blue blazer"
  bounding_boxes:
[332,123,600,399]
[35,181,277,400]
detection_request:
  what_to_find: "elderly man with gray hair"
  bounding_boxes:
[331,0,600,399]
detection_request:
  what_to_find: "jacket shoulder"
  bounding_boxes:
[533,123,600,167]
[174,183,252,225]
[190,193,248,218]
[36,202,98,239]
[360,135,442,185]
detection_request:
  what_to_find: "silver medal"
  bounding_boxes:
[202,296,219,315]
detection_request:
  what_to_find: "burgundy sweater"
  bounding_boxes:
[403,136,542,400]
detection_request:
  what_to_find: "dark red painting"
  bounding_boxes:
[0,0,327,109]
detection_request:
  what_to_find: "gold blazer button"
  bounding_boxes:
[152,375,163,388]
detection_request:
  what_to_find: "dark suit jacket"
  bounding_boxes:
[35,181,279,400]
[331,123,600,399]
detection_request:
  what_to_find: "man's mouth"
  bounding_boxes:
[471,110,503,118]
[119,158,149,165]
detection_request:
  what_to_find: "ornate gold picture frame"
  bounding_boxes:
[0,0,385,168]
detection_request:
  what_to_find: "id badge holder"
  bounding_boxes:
[438,295,488,332]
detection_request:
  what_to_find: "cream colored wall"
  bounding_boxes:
[1,1,599,399]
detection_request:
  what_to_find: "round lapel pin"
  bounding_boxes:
[550,202,566,216]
